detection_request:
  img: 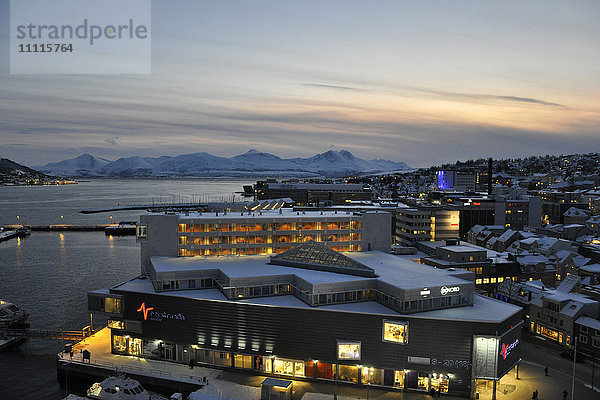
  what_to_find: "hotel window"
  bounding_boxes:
[178,236,188,245]
[382,321,408,344]
[337,341,361,360]
[475,279,482,284]
[580,326,588,333]
[593,338,600,348]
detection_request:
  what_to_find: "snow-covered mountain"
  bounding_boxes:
[35,154,111,177]
[37,150,409,177]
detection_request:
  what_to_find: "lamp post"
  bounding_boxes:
[571,336,577,399]
[61,215,64,224]
[110,215,113,224]
[16,215,20,225]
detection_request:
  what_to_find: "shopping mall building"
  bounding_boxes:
[89,216,523,397]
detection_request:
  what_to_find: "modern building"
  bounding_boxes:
[497,276,599,348]
[436,170,477,192]
[89,241,522,398]
[418,240,520,295]
[137,210,391,274]
[255,182,373,206]
[395,207,460,246]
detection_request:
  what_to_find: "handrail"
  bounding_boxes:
[58,355,206,384]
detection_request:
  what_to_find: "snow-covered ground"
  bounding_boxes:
[189,378,260,400]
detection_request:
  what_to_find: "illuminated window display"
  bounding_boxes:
[394,370,405,388]
[431,374,449,393]
[274,358,304,376]
[337,341,361,360]
[338,365,358,383]
[383,320,408,343]
[361,367,382,385]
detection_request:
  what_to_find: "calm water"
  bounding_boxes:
[0,179,253,400]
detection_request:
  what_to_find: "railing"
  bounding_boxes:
[0,328,97,341]
[58,354,207,384]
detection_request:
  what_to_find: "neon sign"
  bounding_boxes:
[500,338,519,360]
[137,302,185,322]
[440,286,460,295]
[137,302,154,320]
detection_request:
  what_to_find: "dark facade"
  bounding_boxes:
[89,287,522,397]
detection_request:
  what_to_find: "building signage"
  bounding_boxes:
[420,288,431,296]
[440,285,460,295]
[500,338,519,360]
[137,302,186,322]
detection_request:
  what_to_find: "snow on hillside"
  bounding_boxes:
[37,150,410,177]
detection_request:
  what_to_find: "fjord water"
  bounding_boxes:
[0,179,252,400]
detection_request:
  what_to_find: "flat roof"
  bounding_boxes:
[171,210,371,220]
[111,277,519,323]
[151,250,470,291]
[439,245,483,253]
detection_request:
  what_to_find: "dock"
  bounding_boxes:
[3,224,111,232]
[57,328,210,397]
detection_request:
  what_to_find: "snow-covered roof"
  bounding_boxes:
[576,316,600,331]
[563,207,591,217]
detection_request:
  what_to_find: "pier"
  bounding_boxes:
[3,224,111,232]
[57,328,210,397]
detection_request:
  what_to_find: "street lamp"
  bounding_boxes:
[16,215,20,225]
[61,215,64,224]
[110,215,113,224]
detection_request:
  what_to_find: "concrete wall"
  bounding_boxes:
[361,211,392,252]
[140,214,179,274]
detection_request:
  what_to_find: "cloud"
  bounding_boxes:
[302,83,368,92]
[104,136,119,146]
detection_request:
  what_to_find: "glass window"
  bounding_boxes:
[108,320,124,329]
[274,359,295,375]
[394,370,405,388]
[294,361,305,377]
[337,341,361,360]
[361,367,382,385]
[136,225,147,239]
[104,297,122,314]
[128,338,142,356]
[338,365,358,383]
[214,351,231,366]
[113,334,127,353]
[234,354,253,369]
[383,321,408,344]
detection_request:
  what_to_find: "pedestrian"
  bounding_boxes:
[544,366,548,376]
[534,389,538,399]
[563,389,568,400]
[189,358,194,369]
[532,390,535,399]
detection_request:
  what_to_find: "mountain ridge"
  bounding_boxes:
[35,150,410,178]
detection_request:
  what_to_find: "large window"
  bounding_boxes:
[383,320,408,344]
[337,341,361,360]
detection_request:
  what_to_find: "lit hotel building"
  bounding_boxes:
[136,210,391,274]
[89,238,522,397]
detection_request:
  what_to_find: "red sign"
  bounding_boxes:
[137,302,154,320]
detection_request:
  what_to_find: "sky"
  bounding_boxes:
[0,0,599,168]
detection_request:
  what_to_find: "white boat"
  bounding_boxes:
[0,300,30,328]
[86,376,171,400]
